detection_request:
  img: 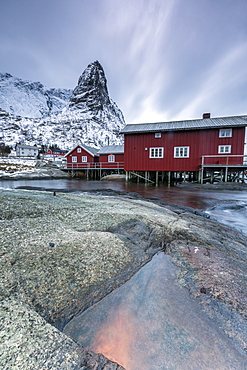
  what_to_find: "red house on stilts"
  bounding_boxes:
[120,114,247,184]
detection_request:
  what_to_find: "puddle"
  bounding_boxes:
[64,253,246,369]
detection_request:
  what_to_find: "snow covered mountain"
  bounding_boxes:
[0,61,125,149]
[0,72,72,118]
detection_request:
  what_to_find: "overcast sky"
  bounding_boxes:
[1,0,247,123]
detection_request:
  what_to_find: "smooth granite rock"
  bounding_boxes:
[0,188,247,369]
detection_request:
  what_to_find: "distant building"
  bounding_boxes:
[42,148,68,160]
[16,144,39,158]
[64,144,124,170]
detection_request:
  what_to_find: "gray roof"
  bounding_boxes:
[80,143,99,156]
[120,116,247,134]
[97,145,124,154]
[65,144,99,157]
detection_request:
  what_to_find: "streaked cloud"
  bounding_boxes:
[0,0,247,123]
[174,42,247,120]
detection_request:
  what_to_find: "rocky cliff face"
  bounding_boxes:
[70,60,111,111]
[0,61,125,149]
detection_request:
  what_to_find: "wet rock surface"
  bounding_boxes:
[64,253,247,370]
[1,188,247,368]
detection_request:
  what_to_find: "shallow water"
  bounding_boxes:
[64,253,246,370]
[1,178,247,234]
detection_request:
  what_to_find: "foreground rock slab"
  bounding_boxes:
[64,253,246,369]
[0,188,247,369]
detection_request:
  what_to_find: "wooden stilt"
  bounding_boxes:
[168,171,171,187]
[156,171,159,186]
[225,167,228,182]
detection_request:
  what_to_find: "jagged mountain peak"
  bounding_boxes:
[69,60,111,111]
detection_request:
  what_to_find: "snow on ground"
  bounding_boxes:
[0,158,38,174]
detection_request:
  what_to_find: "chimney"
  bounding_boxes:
[202,113,211,119]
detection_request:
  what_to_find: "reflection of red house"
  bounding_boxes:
[65,144,99,168]
[98,145,124,169]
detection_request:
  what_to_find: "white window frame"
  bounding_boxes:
[82,156,87,162]
[174,146,190,158]
[108,154,115,162]
[149,147,164,158]
[77,147,81,153]
[155,132,161,138]
[219,129,232,138]
[218,145,231,154]
[72,156,77,162]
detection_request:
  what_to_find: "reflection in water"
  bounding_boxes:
[64,253,246,370]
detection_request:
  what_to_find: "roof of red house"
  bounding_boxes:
[120,115,247,134]
[97,145,124,155]
[65,144,99,157]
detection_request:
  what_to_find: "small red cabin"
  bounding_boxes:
[43,148,68,160]
[65,144,99,169]
[97,145,124,169]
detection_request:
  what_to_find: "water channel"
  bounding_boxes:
[1,179,247,369]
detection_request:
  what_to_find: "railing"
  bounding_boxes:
[201,154,247,167]
[63,161,124,170]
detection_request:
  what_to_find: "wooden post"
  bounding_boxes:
[156,171,159,186]
[145,171,148,184]
[210,171,214,184]
[168,171,171,187]
[161,171,165,183]
[220,169,223,182]
[225,167,228,182]
[200,169,204,184]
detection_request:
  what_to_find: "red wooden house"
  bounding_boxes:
[97,145,124,169]
[65,144,99,169]
[121,114,247,182]
[42,148,68,160]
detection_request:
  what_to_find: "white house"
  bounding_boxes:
[16,144,39,158]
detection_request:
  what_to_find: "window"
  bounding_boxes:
[150,147,164,158]
[72,156,77,162]
[219,129,232,138]
[218,145,231,154]
[82,156,87,162]
[174,146,190,158]
[108,154,115,162]
[155,132,161,138]
[77,147,81,153]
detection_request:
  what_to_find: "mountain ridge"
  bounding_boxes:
[0,61,125,149]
